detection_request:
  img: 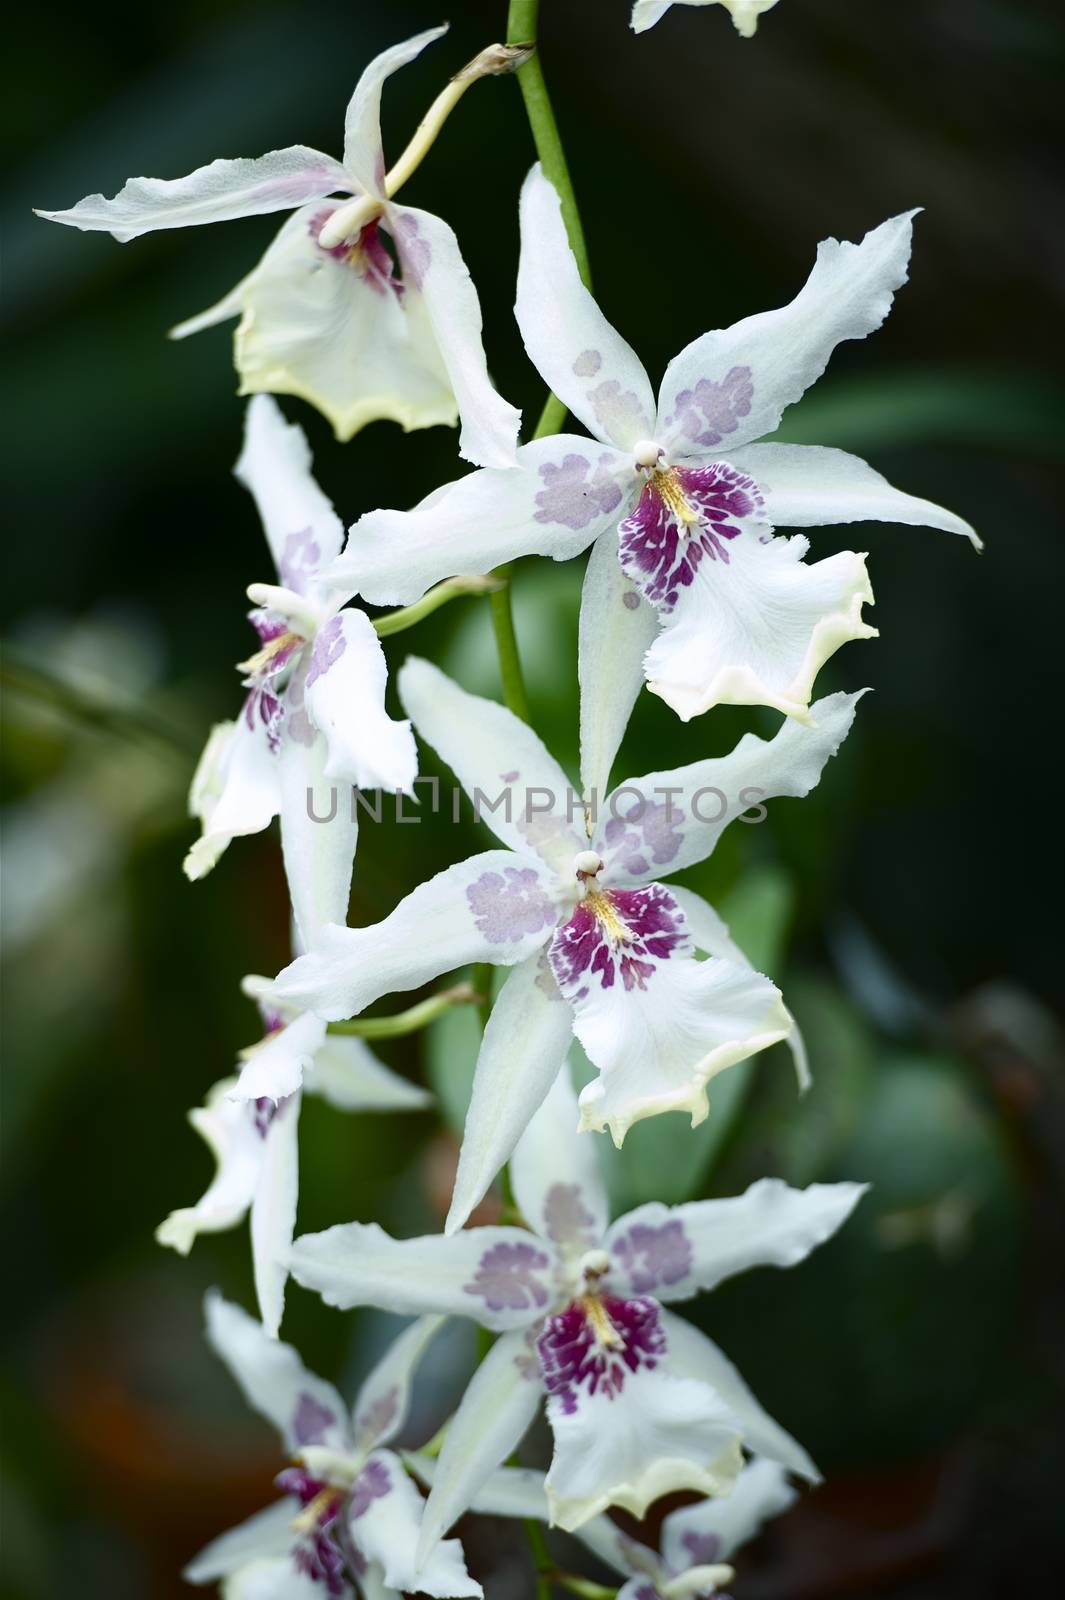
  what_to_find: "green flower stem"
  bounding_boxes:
[487,568,532,724]
[373,573,505,639]
[327,982,481,1039]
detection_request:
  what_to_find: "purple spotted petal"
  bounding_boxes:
[542,1183,599,1251]
[611,1219,693,1295]
[534,451,627,532]
[350,1457,392,1519]
[682,1529,724,1566]
[463,1239,553,1315]
[664,365,754,450]
[279,526,323,593]
[548,883,689,1001]
[292,1390,338,1447]
[618,464,766,613]
[537,1294,666,1414]
[465,865,559,945]
[601,799,684,879]
[305,614,346,689]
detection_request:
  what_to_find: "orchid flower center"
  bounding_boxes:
[632,437,664,470]
[649,466,704,533]
[573,852,632,941]
[236,626,306,680]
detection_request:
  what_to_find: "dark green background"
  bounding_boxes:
[3,1,1063,1595]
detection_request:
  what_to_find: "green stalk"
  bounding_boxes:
[327,983,480,1039]
[487,568,531,724]
[373,573,505,638]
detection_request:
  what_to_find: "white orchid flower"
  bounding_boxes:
[156,977,429,1337]
[184,395,417,953]
[329,166,977,725]
[267,658,858,1192]
[184,1295,478,1599]
[409,1450,797,1600]
[289,1065,866,1543]
[632,1,782,38]
[36,28,520,463]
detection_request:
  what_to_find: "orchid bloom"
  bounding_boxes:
[184,394,417,954]
[410,1452,797,1600]
[632,1,782,38]
[36,28,520,463]
[328,166,977,726]
[184,1295,479,1599]
[267,657,857,1199]
[156,977,429,1337]
[289,1065,866,1543]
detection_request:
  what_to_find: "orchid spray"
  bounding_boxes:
[38,0,977,1594]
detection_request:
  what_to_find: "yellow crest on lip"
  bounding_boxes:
[649,467,701,527]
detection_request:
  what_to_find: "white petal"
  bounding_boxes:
[632,2,780,38]
[630,0,674,30]
[542,1301,743,1531]
[578,527,658,803]
[350,1448,481,1598]
[351,1315,446,1451]
[509,1055,610,1254]
[278,714,357,952]
[549,886,788,1144]
[233,1010,327,1103]
[388,203,520,467]
[234,395,344,594]
[657,211,919,456]
[204,1291,351,1454]
[183,716,280,883]
[223,1559,326,1600]
[661,1456,797,1570]
[406,1454,552,1524]
[516,166,655,450]
[447,954,573,1235]
[329,435,631,608]
[661,1310,818,1479]
[269,850,563,1022]
[305,1035,431,1112]
[289,1220,558,1331]
[183,1500,299,1583]
[36,148,351,240]
[341,26,449,192]
[595,688,862,882]
[418,1330,543,1563]
[155,1077,262,1254]
[729,441,981,547]
[605,1177,867,1304]
[187,203,460,444]
[250,1094,301,1338]
[305,609,417,792]
[399,656,584,875]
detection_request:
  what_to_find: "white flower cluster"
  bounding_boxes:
[39,11,977,1598]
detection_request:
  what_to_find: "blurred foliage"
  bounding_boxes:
[3,1,1065,1597]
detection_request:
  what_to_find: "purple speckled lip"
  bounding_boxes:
[549,882,689,1000]
[537,1293,666,1414]
[273,1467,347,1596]
[618,463,764,612]
[309,210,404,301]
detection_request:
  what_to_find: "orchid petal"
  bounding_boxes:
[289,1220,558,1331]
[729,441,980,547]
[305,609,417,793]
[223,1559,327,1599]
[510,1056,610,1256]
[406,1454,553,1525]
[204,1291,351,1454]
[250,1093,301,1338]
[155,1077,263,1255]
[350,1448,482,1598]
[399,657,583,875]
[418,1330,542,1563]
[304,1035,431,1112]
[657,212,918,456]
[605,1178,867,1304]
[632,1,780,38]
[183,1499,300,1583]
[234,395,344,594]
[388,202,521,467]
[329,435,630,608]
[36,148,351,240]
[183,716,280,883]
[351,1315,446,1452]
[277,716,357,952]
[173,203,459,445]
[447,953,574,1235]
[578,527,658,803]
[595,689,862,882]
[661,1310,819,1479]
[342,26,449,192]
[661,1457,797,1571]
[269,851,564,1022]
[516,167,655,450]
[232,1010,326,1103]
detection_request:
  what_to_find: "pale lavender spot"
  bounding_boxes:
[252,1096,278,1138]
[279,527,322,593]
[293,1390,337,1446]
[622,589,640,610]
[549,882,689,998]
[305,615,346,689]
[392,212,430,289]
[612,1218,692,1294]
[466,866,557,945]
[573,349,602,378]
[542,1183,598,1250]
[538,1294,666,1413]
[618,463,765,614]
[667,365,753,449]
[501,769,519,784]
[682,1529,724,1566]
[355,1386,398,1448]
[534,453,624,531]
[284,660,317,748]
[464,1239,551,1314]
[350,1457,391,1519]
[588,379,649,444]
